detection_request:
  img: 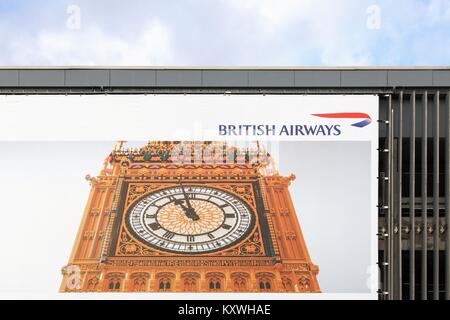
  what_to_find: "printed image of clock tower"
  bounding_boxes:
[60,141,320,293]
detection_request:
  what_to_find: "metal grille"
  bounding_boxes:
[378,91,450,300]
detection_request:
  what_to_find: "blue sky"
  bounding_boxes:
[0,0,449,66]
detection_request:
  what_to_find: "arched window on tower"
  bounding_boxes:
[158,278,171,291]
[105,273,124,292]
[107,279,121,291]
[156,272,175,292]
[256,273,274,292]
[206,272,224,292]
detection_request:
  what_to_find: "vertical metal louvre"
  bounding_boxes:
[380,90,450,300]
[446,91,450,301]
[433,92,440,300]
[421,91,428,300]
[409,91,416,300]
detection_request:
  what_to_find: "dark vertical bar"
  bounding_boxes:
[382,171,389,300]
[433,91,440,300]
[410,91,416,300]
[422,91,428,300]
[446,91,450,300]
[398,91,403,299]
[388,95,394,299]
[381,168,389,300]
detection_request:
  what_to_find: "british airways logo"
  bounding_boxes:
[218,112,372,136]
[311,112,372,128]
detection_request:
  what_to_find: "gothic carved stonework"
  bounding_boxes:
[111,141,271,166]
[216,183,255,207]
[181,272,200,279]
[83,231,94,240]
[116,231,160,256]
[110,259,276,267]
[283,263,310,272]
[219,230,264,256]
[85,275,100,291]
[298,275,311,291]
[61,141,320,293]
[115,224,265,257]
[89,208,100,216]
[281,276,294,291]
[126,182,256,209]
[285,231,297,240]
[231,272,249,291]
[127,184,162,203]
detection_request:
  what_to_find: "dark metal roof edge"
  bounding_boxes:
[1,67,450,89]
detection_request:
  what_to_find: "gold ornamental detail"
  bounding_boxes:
[157,200,225,235]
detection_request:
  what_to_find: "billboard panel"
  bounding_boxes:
[0,94,378,299]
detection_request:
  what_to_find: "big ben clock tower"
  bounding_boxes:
[61,141,320,293]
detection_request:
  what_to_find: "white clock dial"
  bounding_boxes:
[127,185,255,254]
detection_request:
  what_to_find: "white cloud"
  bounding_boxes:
[1,20,173,65]
[425,0,450,24]
[226,0,314,31]
[222,0,376,65]
[0,0,449,66]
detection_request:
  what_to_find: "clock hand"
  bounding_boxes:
[174,199,193,219]
[180,183,193,209]
[179,182,200,221]
[175,200,199,221]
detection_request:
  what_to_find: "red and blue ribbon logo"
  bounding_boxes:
[311,112,372,128]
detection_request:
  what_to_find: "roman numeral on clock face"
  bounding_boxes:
[222,224,232,230]
[148,222,160,231]
[163,231,175,239]
[225,213,236,218]
[186,235,195,242]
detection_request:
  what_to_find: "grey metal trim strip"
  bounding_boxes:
[398,91,403,299]
[434,92,440,300]
[422,91,428,300]
[1,68,450,88]
[410,91,416,300]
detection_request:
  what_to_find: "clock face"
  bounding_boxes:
[127,185,255,254]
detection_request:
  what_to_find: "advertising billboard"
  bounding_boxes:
[0,94,378,299]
